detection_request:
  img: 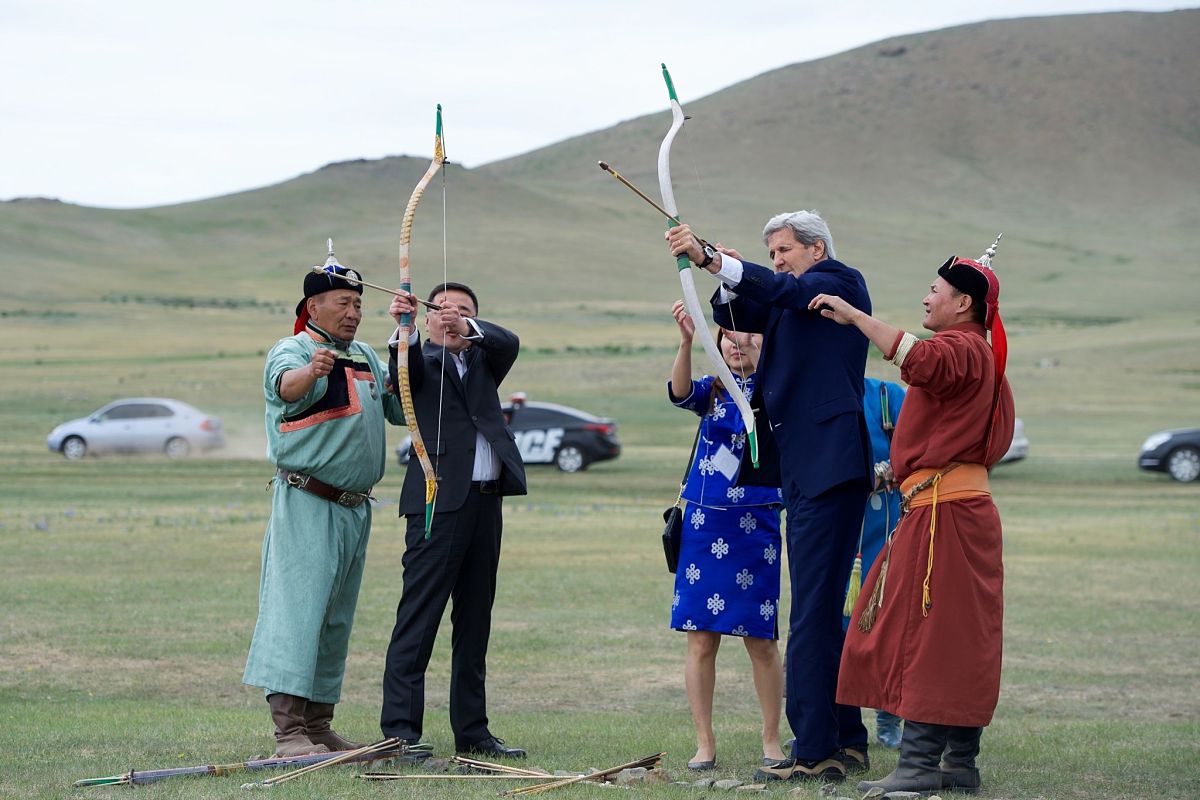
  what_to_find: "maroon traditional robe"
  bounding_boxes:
[837,322,1014,726]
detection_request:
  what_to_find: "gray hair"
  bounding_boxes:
[762,210,836,260]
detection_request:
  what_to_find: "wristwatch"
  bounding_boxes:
[697,243,716,269]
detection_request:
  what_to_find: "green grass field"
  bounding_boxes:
[1,292,1197,799]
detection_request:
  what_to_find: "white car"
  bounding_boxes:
[998,417,1030,464]
[46,398,225,460]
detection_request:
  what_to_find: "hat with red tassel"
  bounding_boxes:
[294,238,364,335]
[937,234,1007,449]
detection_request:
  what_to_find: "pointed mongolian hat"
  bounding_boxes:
[295,238,364,335]
[937,234,1008,449]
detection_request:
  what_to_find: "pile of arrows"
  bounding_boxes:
[240,738,403,789]
[73,738,412,788]
[360,752,666,795]
[360,754,556,783]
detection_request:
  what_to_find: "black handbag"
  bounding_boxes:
[663,422,702,573]
[662,504,683,573]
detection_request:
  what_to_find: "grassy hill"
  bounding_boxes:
[489,9,1200,226]
[482,9,1200,315]
[4,9,1198,309]
[2,9,1197,455]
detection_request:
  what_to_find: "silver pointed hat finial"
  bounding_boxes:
[978,233,1003,268]
[324,238,342,269]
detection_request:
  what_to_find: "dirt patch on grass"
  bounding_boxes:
[1000,675,1199,720]
[1,639,248,702]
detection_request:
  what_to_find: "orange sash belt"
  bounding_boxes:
[900,463,990,512]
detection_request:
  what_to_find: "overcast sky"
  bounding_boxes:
[2,0,1186,208]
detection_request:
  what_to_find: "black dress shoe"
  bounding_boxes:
[459,735,527,759]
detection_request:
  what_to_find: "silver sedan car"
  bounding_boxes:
[998,418,1029,464]
[46,398,225,460]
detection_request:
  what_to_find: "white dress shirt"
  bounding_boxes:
[714,254,744,304]
[391,319,499,481]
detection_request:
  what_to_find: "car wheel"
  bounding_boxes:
[164,437,191,459]
[1166,446,1200,483]
[62,436,87,460]
[554,445,587,473]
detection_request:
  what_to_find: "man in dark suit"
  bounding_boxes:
[381,281,528,759]
[667,212,872,782]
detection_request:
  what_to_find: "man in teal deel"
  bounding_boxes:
[243,250,404,757]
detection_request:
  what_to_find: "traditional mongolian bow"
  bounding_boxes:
[396,105,447,535]
[656,63,759,467]
[72,741,415,787]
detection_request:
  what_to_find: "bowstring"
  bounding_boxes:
[433,156,449,506]
[680,123,750,458]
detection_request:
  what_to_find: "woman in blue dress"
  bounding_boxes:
[667,300,786,771]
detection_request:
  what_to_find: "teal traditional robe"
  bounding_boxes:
[243,324,404,702]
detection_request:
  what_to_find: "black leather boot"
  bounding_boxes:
[267,693,330,757]
[941,725,982,794]
[305,701,366,751]
[856,720,947,796]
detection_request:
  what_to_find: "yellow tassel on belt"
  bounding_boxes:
[920,474,942,616]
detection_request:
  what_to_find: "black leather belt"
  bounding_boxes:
[472,480,499,495]
[277,469,373,508]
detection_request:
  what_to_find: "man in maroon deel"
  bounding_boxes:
[806,239,1014,795]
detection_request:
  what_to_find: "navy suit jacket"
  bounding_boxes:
[711,258,872,498]
[389,319,528,515]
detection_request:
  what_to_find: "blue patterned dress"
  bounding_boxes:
[669,374,783,639]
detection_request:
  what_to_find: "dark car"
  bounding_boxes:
[1138,428,1200,483]
[395,394,620,473]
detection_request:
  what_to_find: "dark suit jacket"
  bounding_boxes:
[712,258,873,498]
[389,319,528,515]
